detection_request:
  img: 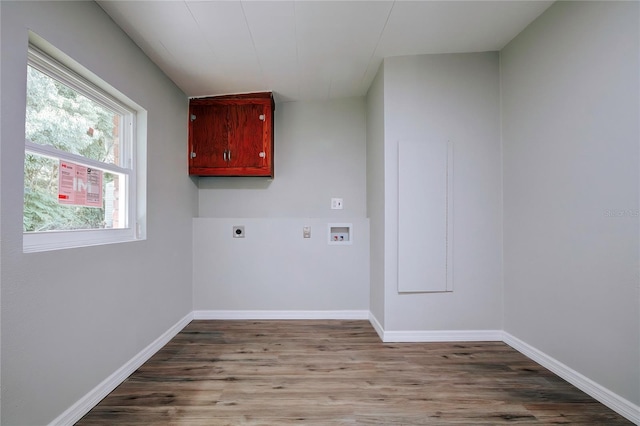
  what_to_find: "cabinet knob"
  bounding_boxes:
[259,151,266,158]
[190,152,196,158]
[259,114,265,121]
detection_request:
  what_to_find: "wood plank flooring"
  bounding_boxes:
[77,320,632,425]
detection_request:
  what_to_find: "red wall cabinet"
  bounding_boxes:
[189,92,274,177]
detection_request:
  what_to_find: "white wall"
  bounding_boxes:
[501,1,639,406]
[2,1,635,423]
[193,98,370,312]
[193,218,369,311]
[382,53,503,331]
[0,2,197,424]
[366,65,386,326]
[198,98,367,218]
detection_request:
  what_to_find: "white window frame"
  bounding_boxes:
[23,42,144,253]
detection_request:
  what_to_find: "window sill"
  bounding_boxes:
[23,228,144,253]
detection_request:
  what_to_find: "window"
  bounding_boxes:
[24,42,144,252]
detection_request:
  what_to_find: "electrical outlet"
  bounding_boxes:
[303,226,311,238]
[331,198,343,209]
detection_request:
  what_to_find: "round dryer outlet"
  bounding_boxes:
[233,225,245,238]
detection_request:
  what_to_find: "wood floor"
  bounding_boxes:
[77,320,631,425]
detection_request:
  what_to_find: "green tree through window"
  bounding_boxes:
[24,63,122,232]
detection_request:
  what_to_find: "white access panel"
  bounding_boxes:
[398,140,453,293]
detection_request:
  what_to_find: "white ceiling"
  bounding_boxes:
[97,0,553,102]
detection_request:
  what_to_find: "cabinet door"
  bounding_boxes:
[228,103,267,169]
[189,103,228,170]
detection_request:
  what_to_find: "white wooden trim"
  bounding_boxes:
[368,316,501,343]
[28,45,133,116]
[193,310,369,320]
[382,329,503,343]
[47,312,193,426]
[24,42,141,254]
[368,312,385,341]
[503,332,640,425]
[48,313,638,426]
[25,140,131,175]
[24,228,138,253]
[371,323,637,422]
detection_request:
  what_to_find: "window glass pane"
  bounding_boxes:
[25,65,121,165]
[23,153,125,232]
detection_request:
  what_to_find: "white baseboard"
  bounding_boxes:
[48,312,193,426]
[503,332,639,425]
[380,328,503,343]
[371,322,637,423]
[49,312,638,426]
[367,313,502,343]
[368,312,385,340]
[383,329,504,343]
[193,310,370,320]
